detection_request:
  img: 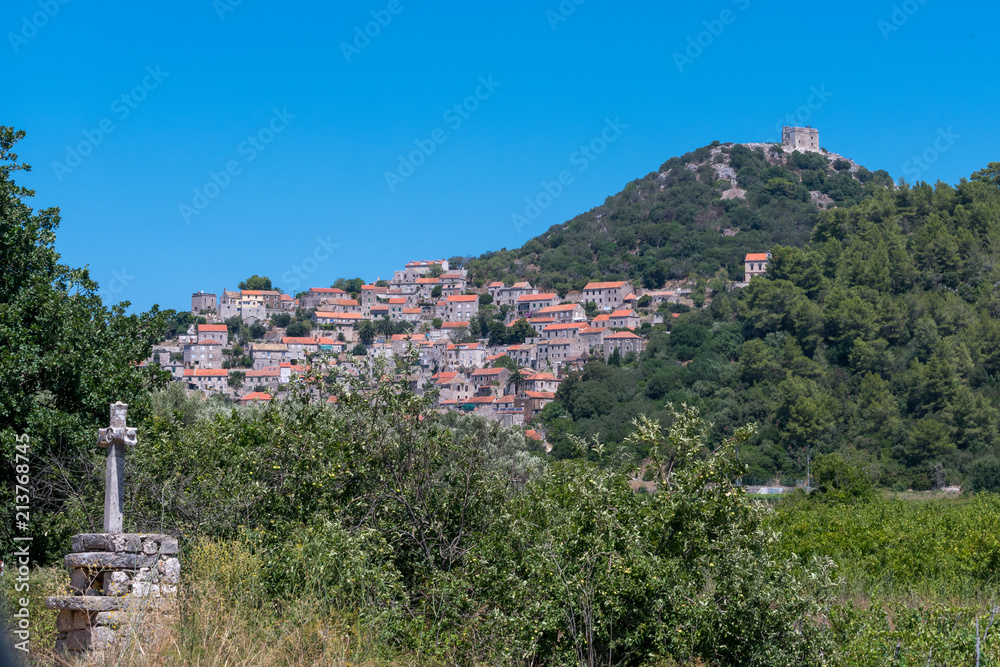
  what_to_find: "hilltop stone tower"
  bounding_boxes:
[781,126,819,152]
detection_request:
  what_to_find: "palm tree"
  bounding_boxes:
[375,316,395,338]
[507,367,526,396]
[356,319,376,345]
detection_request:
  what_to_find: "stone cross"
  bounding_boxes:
[96,402,137,533]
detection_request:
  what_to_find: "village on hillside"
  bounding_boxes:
[149,253,771,444]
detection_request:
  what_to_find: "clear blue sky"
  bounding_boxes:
[3,0,997,312]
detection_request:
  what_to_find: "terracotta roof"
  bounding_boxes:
[252,343,287,351]
[512,282,532,288]
[240,391,272,402]
[310,287,346,294]
[391,333,427,341]
[527,372,557,381]
[441,321,470,329]
[592,314,611,322]
[584,281,628,290]
[402,308,422,314]
[543,323,583,331]
[537,304,580,313]
[496,395,516,403]
[472,368,507,376]
[447,295,478,302]
[525,429,543,441]
[440,273,465,280]
[467,396,496,405]
[198,324,228,332]
[524,391,556,399]
[517,293,558,302]
[246,368,280,377]
[606,331,643,339]
[745,253,770,261]
[331,299,359,306]
[316,312,363,320]
[611,309,636,318]
[416,277,440,284]
[388,298,407,305]
[282,337,320,345]
[183,369,229,377]
[488,281,505,288]
[361,285,387,292]
[280,293,293,301]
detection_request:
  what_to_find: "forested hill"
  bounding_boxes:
[466,141,893,292]
[542,164,1000,491]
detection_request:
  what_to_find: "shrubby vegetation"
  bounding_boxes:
[543,171,1000,489]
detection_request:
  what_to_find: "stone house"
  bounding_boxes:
[487,281,506,302]
[360,285,388,316]
[301,287,348,310]
[582,281,634,312]
[197,324,229,346]
[522,372,560,394]
[401,307,424,323]
[183,368,229,395]
[387,298,408,320]
[251,343,290,370]
[782,126,819,152]
[541,322,585,340]
[191,291,216,314]
[327,298,361,314]
[590,314,611,329]
[745,252,771,280]
[433,371,473,403]
[516,391,556,420]
[536,303,586,323]
[609,309,640,330]
[244,367,281,393]
[516,293,560,318]
[241,290,283,309]
[471,367,511,397]
[445,294,479,321]
[498,282,538,307]
[506,343,538,369]
[395,259,450,284]
[440,321,471,339]
[183,339,223,369]
[603,331,645,361]
[578,325,606,351]
[314,311,363,327]
[446,342,486,369]
[538,337,586,369]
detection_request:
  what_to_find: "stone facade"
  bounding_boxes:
[781,126,819,152]
[191,291,216,314]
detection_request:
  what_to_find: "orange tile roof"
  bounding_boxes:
[416,277,440,284]
[518,293,558,302]
[592,314,611,322]
[310,287,346,294]
[246,368,280,377]
[525,429,543,441]
[361,285,387,292]
[402,308,422,314]
[467,396,497,405]
[282,337,320,345]
[440,273,465,279]
[524,391,556,400]
[447,294,478,302]
[537,304,580,313]
[472,368,506,376]
[512,282,532,288]
[584,281,627,290]
[183,369,229,377]
[611,309,636,318]
[198,324,228,332]
[331,299,359,306]
[488,281,505,288]
[240,391,272,401]
[543,323,583,331]
[745,253,770,261]
[316,311,363,320]
[388,298,407,305]
[606,331,643,339]
[441,321,470,329]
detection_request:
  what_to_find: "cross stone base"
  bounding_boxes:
[45,533,180,656]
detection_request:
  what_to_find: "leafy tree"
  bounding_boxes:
[228,370,246,388]
[0,127,168,562]
[430,285,442,298]
[286,321,310,338]
[427,263,444,278]
[238,274,273,291]
[249,322,268,340]
[350,343,368,356]
[271,313,291,328]
[375,317,395,338]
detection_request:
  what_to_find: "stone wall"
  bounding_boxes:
[46,533,179,655]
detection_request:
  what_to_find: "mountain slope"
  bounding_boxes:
[467,141,893,293]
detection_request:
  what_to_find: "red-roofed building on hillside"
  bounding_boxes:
[582,281,634,311]
[609,309,640,330]
[516,293,560,317]
[495,281,539,307]
[301,287,348,310]
[184,339,223,369]
[245,367,281,393]
[541,322,585,340]
[239,391,272,405]
[603,331,645,361]
[471,367,511,397]
[183,368,229,394]
[394,260,450,284]
[522,372,560,393]
[536,303,586,323]
[360,284,388,316]
[197,324,229,346]
[445,294,479,321]
[590,313,611,329]
[745,252,771,279]
[517,391,556,420]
